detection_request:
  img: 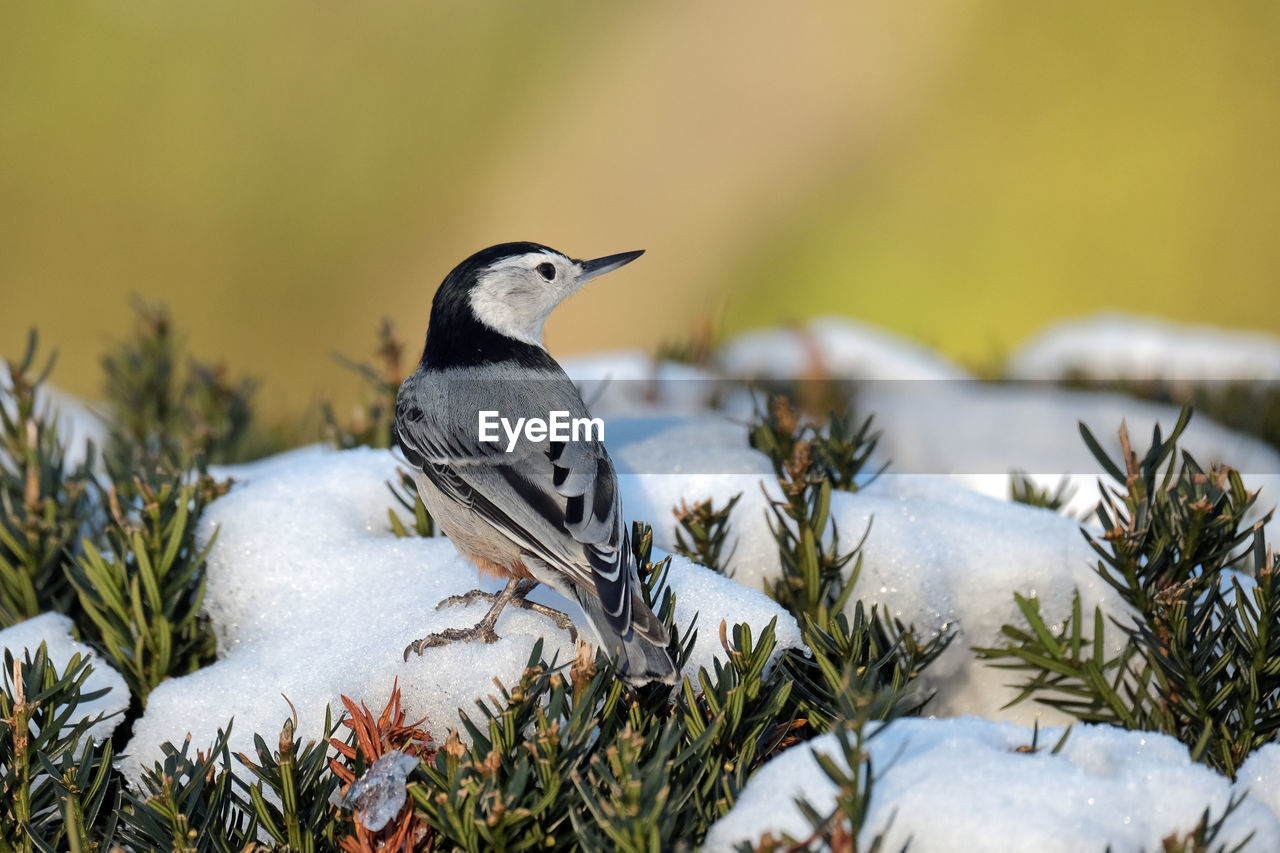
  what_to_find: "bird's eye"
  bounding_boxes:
[536,262,556,281]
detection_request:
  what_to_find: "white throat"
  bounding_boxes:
[467,268,557,348]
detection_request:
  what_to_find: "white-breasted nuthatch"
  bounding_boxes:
[394,242,677,687]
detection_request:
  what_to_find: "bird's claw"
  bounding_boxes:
[402,623,501,661]
[404,580,577,661]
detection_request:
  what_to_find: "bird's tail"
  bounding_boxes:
[575,589,678,687]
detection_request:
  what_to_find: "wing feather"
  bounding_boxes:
[394,368,635,635]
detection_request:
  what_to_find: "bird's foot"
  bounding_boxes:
[405,580,578,660]
[403,620,500,660]
[436,588,577,640]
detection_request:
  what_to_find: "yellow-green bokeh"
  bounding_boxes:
[2,2,1278,421]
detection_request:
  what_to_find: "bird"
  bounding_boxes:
[394,242,678,687]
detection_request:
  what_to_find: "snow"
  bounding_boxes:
[119,444,802,784]
[823,476,1128,724]
[0,612,130,743]
[704,717,1280,852]
[601,414,1128,725]
[1237,745,1280,826]
[1009,313,1280,381]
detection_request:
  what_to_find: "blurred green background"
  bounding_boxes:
[3,2,1279,421]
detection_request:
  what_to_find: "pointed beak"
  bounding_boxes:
[578,249,644,283]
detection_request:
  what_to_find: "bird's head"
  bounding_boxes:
[430,242,644,350]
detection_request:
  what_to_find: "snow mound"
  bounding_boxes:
[120,444,801,784]
[828,476,1127,724]
[1238,745,1280,827]
[704,717,1280,852]
[718,317,971,381]
[0,612,130,743]
[1009,313,1280,381]
[604,414,1127,724]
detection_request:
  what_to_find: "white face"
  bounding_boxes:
[468,251,589,347]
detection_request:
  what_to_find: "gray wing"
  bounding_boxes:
[394,367,636,633]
